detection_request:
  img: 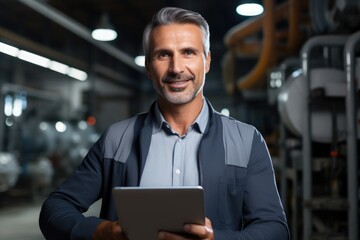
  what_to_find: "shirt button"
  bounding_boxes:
[175,169,181,175]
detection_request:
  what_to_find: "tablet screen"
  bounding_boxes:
[112,186,205,240]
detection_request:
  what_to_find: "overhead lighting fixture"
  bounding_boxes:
[134,55,145,67]
[18,50,51,68]
[236,3,264,16]
[0,41,88,81]
[55,121,67,133]
[68,67,88,81]
[12,97,23,117]
[49,60,70,74]
[0,42,19,57]
[91,13,117,41]
[4,95,13,117]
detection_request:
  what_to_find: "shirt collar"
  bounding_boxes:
[153,103,165,133]
[152,99,209,134]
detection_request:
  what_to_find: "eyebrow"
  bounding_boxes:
[181,47,200,53]
[152,46,201,56]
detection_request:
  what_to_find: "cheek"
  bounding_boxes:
[147,65,161,80]
[149,72,163,89]
[187,60,205,73]
[151,63,167,77]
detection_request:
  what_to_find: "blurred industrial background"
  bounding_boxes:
[0,0,359,239]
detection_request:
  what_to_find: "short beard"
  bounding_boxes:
[162,87,197,104]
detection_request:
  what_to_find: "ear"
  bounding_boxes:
[205,51,211,73]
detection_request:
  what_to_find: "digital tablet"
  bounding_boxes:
[112,186,205,240]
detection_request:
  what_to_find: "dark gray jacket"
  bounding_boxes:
[39,101,289,240]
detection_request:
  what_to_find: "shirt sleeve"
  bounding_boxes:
[39,133,106,240]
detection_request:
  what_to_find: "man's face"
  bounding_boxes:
[146,23,211,105]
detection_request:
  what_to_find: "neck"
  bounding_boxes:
[158,96,204,136]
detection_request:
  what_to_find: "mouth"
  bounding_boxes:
[164,79,189,84]
[163,77,193,88]
[167,81,189,90]
[162,72,195,89]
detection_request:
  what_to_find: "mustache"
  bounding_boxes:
[162,73,194,83]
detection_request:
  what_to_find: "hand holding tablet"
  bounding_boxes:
[112,186,205,240]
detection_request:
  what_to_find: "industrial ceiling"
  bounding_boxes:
[0,0,253,81]
[0,0,358,96]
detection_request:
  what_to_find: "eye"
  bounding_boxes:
[156,51,170,60]
[182,48,199,57]
[184,49,195,56]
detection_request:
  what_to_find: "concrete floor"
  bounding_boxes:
[0,200,44,240]
[0,195,101,240]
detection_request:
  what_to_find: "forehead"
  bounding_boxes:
[150,23,203,47]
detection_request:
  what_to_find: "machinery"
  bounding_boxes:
[222,0,360,239]
[0,152,20,192]
[278,67,351,143]
[18,119,99,193]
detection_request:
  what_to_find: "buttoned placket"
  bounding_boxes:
[173,136,185,186]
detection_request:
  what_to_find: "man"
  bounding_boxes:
[39,7,289,240]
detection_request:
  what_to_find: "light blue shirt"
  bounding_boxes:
[139,100,209,187]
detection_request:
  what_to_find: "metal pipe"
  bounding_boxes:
[18,0,144,73]
[0,92,5,151]
[300,35,348,240]
[279,58,301,211]
[344,30,360,240]
[278,57,301,240]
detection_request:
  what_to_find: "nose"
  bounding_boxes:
[169,54,184,74]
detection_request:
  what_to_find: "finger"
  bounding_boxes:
[204,226,214,236]
[184,224,213,239]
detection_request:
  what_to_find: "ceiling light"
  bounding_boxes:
[68,67,88,81]
[4,95,13,117]
[0,42,19,57]
[0,41,87,81]
[12,97,23,117]
[134,55,145,67]
[49,60,70,74]
[55,121,67,133]
[18,50,51,68]
[236,3,264,16]
[91,13,117,41]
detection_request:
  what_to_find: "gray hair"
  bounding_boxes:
[143,7,210,64]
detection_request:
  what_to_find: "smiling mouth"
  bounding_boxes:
[163,75,194,83]
[164,79,191,88]
[163,73,194,88]
[166,80,189,84]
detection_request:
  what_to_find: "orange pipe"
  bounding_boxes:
[223,0,304,91]
[236,0,276,89]
[287,0,300,53]
[232,30,291,57]
[224,2,289,49]
[233,41,262,57]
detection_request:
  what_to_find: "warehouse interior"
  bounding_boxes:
[0,0,359,239]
